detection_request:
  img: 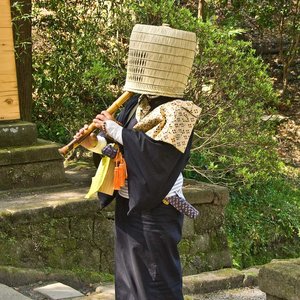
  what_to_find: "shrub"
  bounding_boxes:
[33,0,281,186]
[185,21,281,188]
[32,0,132,144]
[225,177,300,268]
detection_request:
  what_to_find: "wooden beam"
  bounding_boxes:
[11,0,32,122]
[0,0,20,121]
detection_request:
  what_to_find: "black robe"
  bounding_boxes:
[98,94,193,300]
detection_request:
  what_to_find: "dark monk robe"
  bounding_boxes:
[92,94,200,300]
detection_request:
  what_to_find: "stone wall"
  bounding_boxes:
[0,180,231,276]
[179,180,232,274]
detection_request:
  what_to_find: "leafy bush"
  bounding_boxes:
[207,0,300,95]
[32,0,132,144]
[186,21,281,188]
[225,177,300,268]
[33,0,281,186]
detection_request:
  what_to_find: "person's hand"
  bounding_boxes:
[74,124,98,149]
[93,111,115,131]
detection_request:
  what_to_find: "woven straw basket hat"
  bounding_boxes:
[124,24,196,98]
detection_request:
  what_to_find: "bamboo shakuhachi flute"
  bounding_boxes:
[58,91,134,156]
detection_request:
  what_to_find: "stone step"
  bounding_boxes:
[36,286,265,300]
[0,139,63,166]
[186,287,266,300]
[0,166,231,276]
[0,283,32,300]
[183,268,260,294]
[34,282,84,299]
[1,264,262,300]
[0,139,66,190]
[0,121,37,147]
[14,283,264,300]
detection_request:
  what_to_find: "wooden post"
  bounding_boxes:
[11,0,32,122]
[0,0,20,120]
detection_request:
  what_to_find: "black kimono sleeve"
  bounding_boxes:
[122,128,192,215]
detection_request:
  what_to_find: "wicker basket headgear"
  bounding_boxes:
[124,24,196,98]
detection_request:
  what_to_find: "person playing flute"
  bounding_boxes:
[75,24,201,300]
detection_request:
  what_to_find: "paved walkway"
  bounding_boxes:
[0,263,266,300]
[79,286,266,300]
[0,282,266,300]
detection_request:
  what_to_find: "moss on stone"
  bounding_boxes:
[0,265,114,287]
[0,177,232,276]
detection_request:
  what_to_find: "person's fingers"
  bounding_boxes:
[74,124,91,139]
[95,114,103,120]
[101,111,114,120]
[93,118,103,129]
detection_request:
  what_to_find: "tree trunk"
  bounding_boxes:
[198,0,205,19]
[11,0,32,122]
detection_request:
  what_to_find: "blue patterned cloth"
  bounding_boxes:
[164,195,199,219]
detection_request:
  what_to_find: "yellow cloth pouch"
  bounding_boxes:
[85,156,115,199]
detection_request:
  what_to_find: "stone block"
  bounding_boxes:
[46,238,82,269]
[0,137,67,190]
[194,204,225,233]
[0,139,62,166]
[182,217,195,237]
[34,282,83,299]
[0,265,91,289]
[0,283,31,300]
[181,248,232,275]
[0,159,66,190]
[184,179,229,206]
[0,121,37,147]
[190,234,210,253]
[208,229,229,251]
[70,217,93,240]
[2,206,54,225]
[183,268,244,294]
[242,267,260,287]
[93,215,115,247]
[258,258,300,300]
[52,199,99,218]
[74,246,102,271]
[205,250,232,270]
[0,167,232,277]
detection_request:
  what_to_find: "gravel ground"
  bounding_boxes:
[187,287,266,300]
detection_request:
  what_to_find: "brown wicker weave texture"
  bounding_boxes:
[124,24,196,98]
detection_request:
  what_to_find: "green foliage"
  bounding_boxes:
[210,0,300,93]
[32,0,282,185]
[185,21,280,187]
[32,0,132,143]
[130,0,196,30]
[225,178,300,268]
